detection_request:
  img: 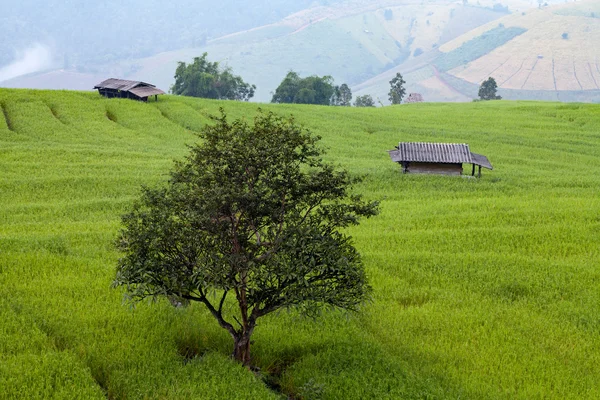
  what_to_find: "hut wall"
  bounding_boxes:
[406,162,463,175]
[97,89,145,101]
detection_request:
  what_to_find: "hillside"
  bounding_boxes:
[356,0,600,102]
[1,89,599,399]
[4,0,593,103]
[2,0,524,102]
[0,0,330,68]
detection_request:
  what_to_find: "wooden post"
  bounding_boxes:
[155,95,158,102]
[472,164,475,176]
[478,166,482,178]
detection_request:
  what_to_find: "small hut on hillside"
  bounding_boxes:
[94,78,165,102]
[388,142,493,177]
[405,93,424,103]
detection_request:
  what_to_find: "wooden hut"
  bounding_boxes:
[94,78,165,102]
[388,142,493,177]
[405,93,424,103]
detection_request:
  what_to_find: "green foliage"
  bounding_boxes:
[271,71,336,105]
[170,53,256,101]
[434,26,527,72]
[388,73,406,105]
[2,88,600,399]
[478,77,502,100]
[354,94,375,107]
[114,108,377,365]
[332,83,353,106]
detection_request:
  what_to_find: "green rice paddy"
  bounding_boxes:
[1,89,599,399]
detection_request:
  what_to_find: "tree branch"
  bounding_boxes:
[218,290,228,314]
[232,315,243,330]
[182,293,238,337]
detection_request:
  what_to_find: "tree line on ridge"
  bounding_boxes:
[170,52,501,105]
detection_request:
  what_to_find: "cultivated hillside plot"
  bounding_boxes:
[446,4,600,92]
[0,89,599,399]
[357,0,600,102]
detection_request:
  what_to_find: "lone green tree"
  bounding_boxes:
[114,109,378,366]
[338,84,353,106]
[388,73,406,104]
[478,77,502,100]
[171,53,256,101]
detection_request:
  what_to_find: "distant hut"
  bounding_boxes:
[388,142,493,177]
[94,78,165,102]
[405,93,424,103]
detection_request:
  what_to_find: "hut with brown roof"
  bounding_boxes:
[94,78,165,102]
[388,142,493,177]
[405,93,424,103]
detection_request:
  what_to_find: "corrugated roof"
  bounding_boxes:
[388,142,493,169]
[471,153,493,170]
[390,142,473,163]
[129,86,165,97]
[94,78,157,92]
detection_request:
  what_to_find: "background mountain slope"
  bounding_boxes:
[0,0,333,67]
[3,0,595,103]
[356,0,600,102]
[116,0,508,101]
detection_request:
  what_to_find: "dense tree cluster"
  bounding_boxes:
[271,71,337,105]
[171,53,256,101]
[271,71,382,107]
[354,94,375,107]
[331,83,353,106]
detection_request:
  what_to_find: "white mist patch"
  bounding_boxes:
[0,44,53,83]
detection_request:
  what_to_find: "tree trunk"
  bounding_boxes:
[233,329,253,366]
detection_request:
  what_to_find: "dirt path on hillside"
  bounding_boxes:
[588,63,599,89]
[520,58,538,90]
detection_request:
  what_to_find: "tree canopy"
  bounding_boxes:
[170,53,256,101]
[478,77,502,100]
[271,71,336,105]
[114,109,378,366]
[354,94,375,107]
[332,83,353,106]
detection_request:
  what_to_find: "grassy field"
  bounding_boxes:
[1,89,599,399]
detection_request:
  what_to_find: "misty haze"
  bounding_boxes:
[2,0,599,103]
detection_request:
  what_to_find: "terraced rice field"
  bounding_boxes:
[1,89,599,399]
